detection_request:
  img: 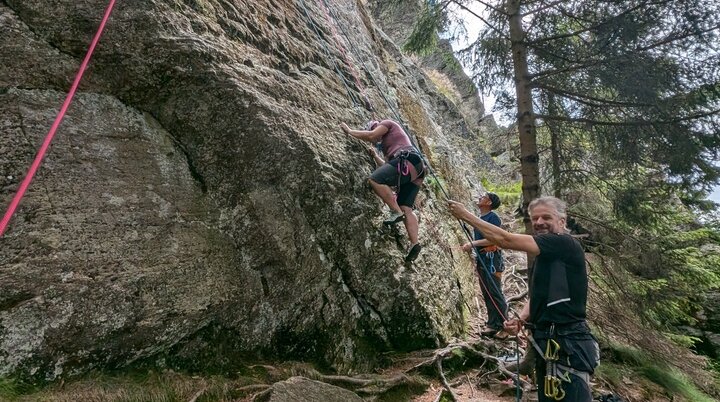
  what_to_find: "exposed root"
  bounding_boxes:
[407,340,531,389]
[506,290,528,303]
[437,359,460,401]
[243,339,529,400]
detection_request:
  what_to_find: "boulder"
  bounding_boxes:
[1,0,484,381]
[253,376,363,402]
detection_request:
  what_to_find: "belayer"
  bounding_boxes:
[461,192,509,339]
[449,196,600,402]
[341,120,425,262]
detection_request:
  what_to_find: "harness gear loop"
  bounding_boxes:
[527,331,592,397]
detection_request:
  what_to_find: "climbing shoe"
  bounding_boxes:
[481,328,501,337]
[404,243,422,262]
[493,330,510,340]
[383,211,405,225]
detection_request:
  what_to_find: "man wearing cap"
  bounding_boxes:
[341,119,425,262]
[461,192,509,339]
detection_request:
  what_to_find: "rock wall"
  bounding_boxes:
[0,0,488,381]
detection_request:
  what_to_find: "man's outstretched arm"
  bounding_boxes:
[341,122,388,142]
[448,200,540,255]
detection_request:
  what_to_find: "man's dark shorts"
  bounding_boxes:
[369,155,423,207]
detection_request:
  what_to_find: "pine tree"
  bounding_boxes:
[406,0,720,221]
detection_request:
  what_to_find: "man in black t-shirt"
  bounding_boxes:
[448,196,599,402]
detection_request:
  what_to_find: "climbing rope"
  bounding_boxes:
[316,0,373,113]
[312,0,456,203]
[296,0,365,110]
[0,0,118,237]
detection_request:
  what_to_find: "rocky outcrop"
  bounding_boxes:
[254,377,364,402]
[0,0,487,381]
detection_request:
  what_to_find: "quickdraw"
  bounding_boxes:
[543,329,567,400]
[527,327,592,401]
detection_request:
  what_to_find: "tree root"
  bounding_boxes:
[243,339,530,400]
[437,359,460,401]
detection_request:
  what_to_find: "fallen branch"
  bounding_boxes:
[188,387,206,402]
[507,290,528,303]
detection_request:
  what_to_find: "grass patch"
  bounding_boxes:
[0,370,261,402]
[0,377,37,400]
[639,365,714,402]
[600,342,715,402]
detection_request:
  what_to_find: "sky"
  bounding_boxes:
[710,187,720,203]
[445,3,507,124]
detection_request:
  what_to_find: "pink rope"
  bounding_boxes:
[0,0,117,237]
[315,0,372,110]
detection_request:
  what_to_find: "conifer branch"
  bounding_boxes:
[537,109,720,126]
[451,0,508,38]
[521,0,565,17]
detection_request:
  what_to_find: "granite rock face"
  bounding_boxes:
[0,0,489,380]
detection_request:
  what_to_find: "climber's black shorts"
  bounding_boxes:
[369,157,422,208]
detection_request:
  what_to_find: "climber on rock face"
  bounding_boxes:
[341,119,425,262]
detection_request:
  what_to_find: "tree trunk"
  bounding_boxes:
[547,94,562,198]
[507,0,539,268]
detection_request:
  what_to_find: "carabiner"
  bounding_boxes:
[552,377,566,400]
[545,338,561,360]
[544,375,554,398]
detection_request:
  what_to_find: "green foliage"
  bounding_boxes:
[595,197,720,329]
[458,0,720,198]
[480,177,522,209]
[402,4,442,55]
[664,333,701,349]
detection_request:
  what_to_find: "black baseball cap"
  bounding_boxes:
[487,192,501,209]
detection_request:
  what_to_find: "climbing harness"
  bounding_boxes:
[0,0,118,237]
[526,326,592,400]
